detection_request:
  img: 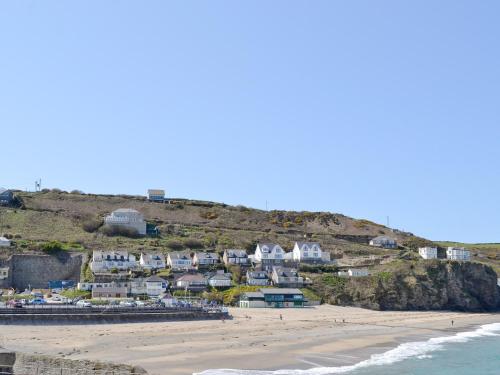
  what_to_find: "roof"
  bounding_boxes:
[261,288,303,295]
[112,208,141,214]
[168,251,191,260]
[272,267,298,277]
[295,241,321,248]
[208,273,232,281]
[225,249,247,257]
[243,292,264,298]
[148,189,165,195]
[145,275,166,283]
[371,236,396,242]
[195,252,220,260]
[258,243,280,248]
[176,273,205,282]
[0,237,10,242]
[141,253,165,261]
[0,188,9,195]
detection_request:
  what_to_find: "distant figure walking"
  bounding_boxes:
[451,320,454,327]
[280,314,283,321]
[342,319,345,323]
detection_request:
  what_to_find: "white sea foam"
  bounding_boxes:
[194,322,500,375]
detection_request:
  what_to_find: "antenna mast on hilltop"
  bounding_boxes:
[35,178,42,192]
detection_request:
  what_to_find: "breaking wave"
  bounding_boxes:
[194,323,500,375]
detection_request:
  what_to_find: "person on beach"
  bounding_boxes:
[280,314,283,320]
[451,320,454,327]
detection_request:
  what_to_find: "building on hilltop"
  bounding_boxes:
[0,188,13,206]
[104,208,147,236]
[147,189,165,202]
[418,247,438,260]
[292,242,323,263]
[446,247,471,261]
[369,236,397,249]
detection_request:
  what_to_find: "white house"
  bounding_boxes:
[446,247,471,261]
[369,236,397,249]
[192,252,220,268]
[419,247,438,260]
[147,189,165,202]
[0,237,11,247]
[167,251,194,271]
[254,243,285,270]
[104,208,147,235]
[206,271,232,288]
[144,275,168,296]
[223,249,250,266]
[292,242,323,262]
[338,268,369,277]
[90,250,137,272]
[140,252,166,269]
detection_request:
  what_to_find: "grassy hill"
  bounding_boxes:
[0,190,498,275]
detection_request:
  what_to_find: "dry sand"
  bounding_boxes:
[0,306,498,374]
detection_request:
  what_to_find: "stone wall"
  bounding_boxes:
[0,350,147,374]
[0,253,83,290]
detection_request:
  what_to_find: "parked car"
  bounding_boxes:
[76,300,92,308]
[29,298,46,305]
[119,300,135,308]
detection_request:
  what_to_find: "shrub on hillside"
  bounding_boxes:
[82,217,103,233]
[41,241,64,254]
[183,238,204,249]
[166,240,184,251]
[102,225,140,238]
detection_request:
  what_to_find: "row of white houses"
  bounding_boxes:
[89,241,332,273]
[418,246,471,261]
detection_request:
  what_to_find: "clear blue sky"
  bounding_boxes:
[1,1,499,243]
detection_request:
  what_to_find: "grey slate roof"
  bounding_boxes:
[225,249,248,257]
[195,252,220,260]
[169,252,192,260]
[145,275,166,283]
[295,241,321,248]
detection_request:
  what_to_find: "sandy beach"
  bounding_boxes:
[0,306,498,375]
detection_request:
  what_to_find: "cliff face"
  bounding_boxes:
[313,261,500,312]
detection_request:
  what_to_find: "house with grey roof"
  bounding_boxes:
[193,252,220,268]
[254,243,286,270]
[369,236,397,249]
[223,249,250,266]
[104,208,147,235]
[271,266,304,288]
[140,252,166,270]
[0,188,13,206]
[167,251,193,271]
[246,270,269,286]
[292,242,324,263]
[206,271,232,288]
[147,189,165,202]
[174,273,207,292]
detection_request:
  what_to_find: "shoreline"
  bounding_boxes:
[0,305,498,375]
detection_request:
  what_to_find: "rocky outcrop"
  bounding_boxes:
[313,260,500,312]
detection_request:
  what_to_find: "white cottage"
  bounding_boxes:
[369,236,397,249]
[90,250,137,272]
[418,247,438,260]
[338,268,369,277]
[292,242,323,262]
[104,208,147,235]
[167,251,193,271]
[446,247,471,261]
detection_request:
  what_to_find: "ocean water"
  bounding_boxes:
[195,322,500,375]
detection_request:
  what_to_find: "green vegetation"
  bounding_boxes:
[60,289,91,300]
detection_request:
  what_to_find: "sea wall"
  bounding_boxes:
[0,350,147,374]
[0,253,83,290]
